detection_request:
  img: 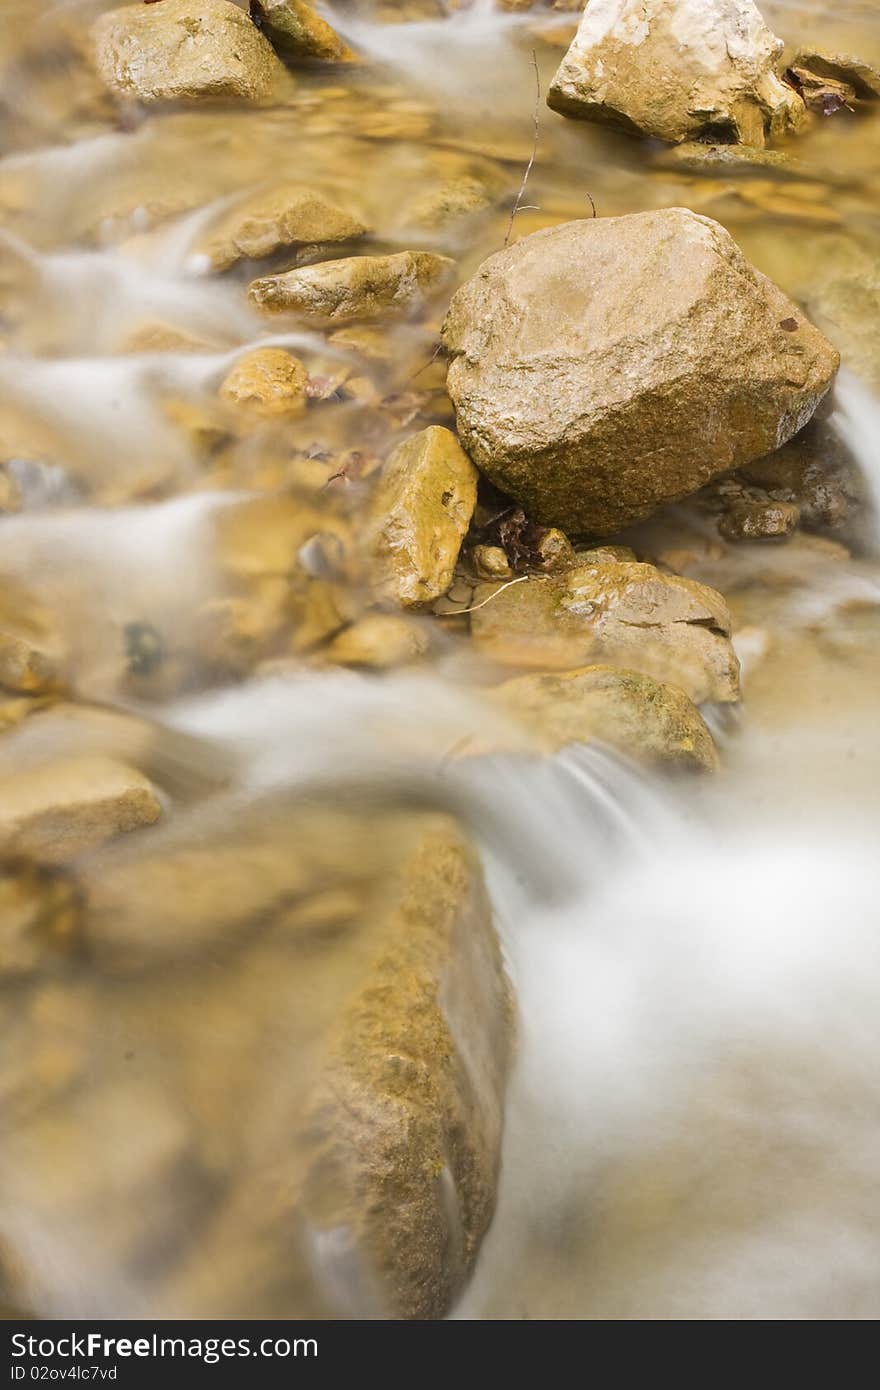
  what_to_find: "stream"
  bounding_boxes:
[1,0,879,1321]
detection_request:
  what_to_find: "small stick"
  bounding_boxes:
[436,573,547,616]
[586,191,598,218]
[404,340,443,386]
[503,51,541,249]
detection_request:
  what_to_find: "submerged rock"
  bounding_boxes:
[219,348,309,418]
[369,426,478,607]
[403,177,494,231]
[0,868,80,981]
[0,590,63,696]
[548,0,805,146]
[0,756,162,864]
[718,499,800,541]
[790,48,880,101]
[738,418,861,533]
[785,64,857,117]
[470,561,740,704]
[92,0,288,105]
[492,666,719,772]
[249,251,455,324]
[300,820,513,1319]
[60,808,512,1318]
[652,143,825,182]
[324,613,429,668]
[195,184,368,272]
[0,629,59,696]
[250,0,357,64]
[442,210,839,535]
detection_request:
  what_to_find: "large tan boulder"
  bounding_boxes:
[491,665,719,771]
[548,0,806,147]
[442,210,839,535]
[249,251,455,324]
[92,0,288,105]
[369,426,478,607]
[470,561,740,704]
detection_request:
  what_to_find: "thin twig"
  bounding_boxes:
[404,340,443,386]
[586,191,598,219]
[436,573,548,616]
[503,51,541,248]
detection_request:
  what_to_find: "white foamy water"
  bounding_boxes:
[832,369,880,533]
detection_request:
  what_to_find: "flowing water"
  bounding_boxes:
[1,0,879,1320]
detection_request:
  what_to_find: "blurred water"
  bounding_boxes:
[1,0,879,1321]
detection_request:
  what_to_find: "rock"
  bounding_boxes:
[121,321,217,354]
[535,528,576,573]
[790,49,880,101]
[250,0,357,64]
[785,65,856,117]
[470,561,740,704]
[327,325,394,363]
[212,496,351,581]
[0,589,63,695]
[288,576,353,653]
[805,255,880,390]
[0,756,162,864]
[577,545,637,565]
[403,177,493,230]
[0,868,80,981]
[442,210,839,534]
[652,143,826,182]
[249,251,455,324]
[219,348,309,418]
[324,614,429,668]
[471,544,513,580]
[195,184,367,272]
[492,666,719,771]
[369,426,478,607]
[547,0,805,146]
[0,695,53,733]
[2,793,510,1318]
[92,0,288,105]
[718,499,800,541]
[0,629,59,695]
[193,586,290,678]
[738,418,861,533]
[299,819,513,1319]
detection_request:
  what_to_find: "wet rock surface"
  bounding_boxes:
[1,810,512,1318]
[250,250,455,323]
[718,499,801,541]
[470,560,740,705]
[492,665,719,771]
[298,820,513,1319]
[2,0,880,1328]
[251,0,358,65]
[92,0,289,105]
[369,426,478,606]
[443,210,839,534]
[195,184,368,272]
[548,0,805,146]
[0,755,162,864]
[790,48,880,101]
[219,347,310,418]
